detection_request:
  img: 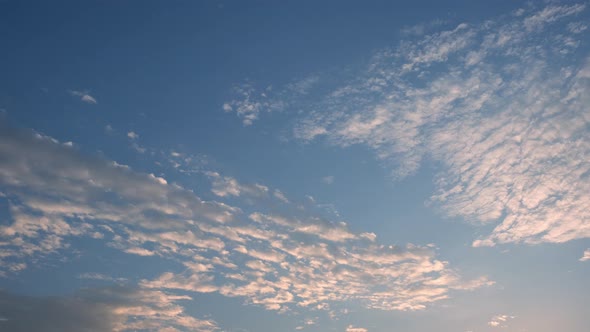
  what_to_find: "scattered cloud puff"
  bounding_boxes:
[346,325,368,332]
[126,131,147,153]
[223,75,319,125]
[222,82,285,125]
[68,90,97,104]
[288,3,590,247]
[0,287,217,332]
[0,124,490,316]
[206,171,268,198]
[206,172,292,204]
[127,131,139,140]
[580,249,590,262]
[295,317,318,330]
[487,314,514,328]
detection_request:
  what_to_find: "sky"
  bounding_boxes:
[0,1,589,331]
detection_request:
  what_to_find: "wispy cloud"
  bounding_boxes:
[223,75,320,125]
[78,272,127,283]
[0,124,490,315]
[346,326,368,332]
[287,3,590,247]
[321,176,335,185]
[222,82,284,125]
[580,249,590,262]
[487,314,514,328]
[206,171,269,198]
[68,90,97,104]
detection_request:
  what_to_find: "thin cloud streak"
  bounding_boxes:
[68,90,98,104]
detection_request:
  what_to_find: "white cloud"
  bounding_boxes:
[124,247,156,256]
[523,4,585,31]
[292,3,590,247]
[222,82,285,125]
[580,249,590,262]
[346,325,368,332]
[206,171,268,198]
[400,19,447,36]
[223,75,319,125]
[568,21,588,34]
[487,314,514,328]
[0,125,236,269]
[0,125,490,316]
[127,131,139,140]
[68,90,97,104]
[78,272,127,282]
[286,75,320,95]
[273,189,289,203]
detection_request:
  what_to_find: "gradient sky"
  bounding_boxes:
[1,1,589,331]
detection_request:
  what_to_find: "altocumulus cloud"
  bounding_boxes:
[0,122,491,324]
[230,3,590,248]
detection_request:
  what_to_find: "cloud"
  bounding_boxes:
[346,325,368,332]
[206,172,291,204]
[0,124,236,272]
[286,75,320,95]
[400,19,447,36]
[206,172,268,198]
[0,287,217,332]
[523,4,585,31]
[78,272,127,283]
[68,90,97,104]
[273,189,290,203]
[0,126,489,314]
[0,123,490,316]
[487,314,514,328]
[223,75,319,125]
[127,131,139,139]
[290,3,590,247]
[222,82,285,125]
[580,249,590,262]
[321,176,335,184]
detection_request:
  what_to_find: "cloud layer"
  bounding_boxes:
[0,287,217,332]
[288,3,590,247]
[0,123,489,327]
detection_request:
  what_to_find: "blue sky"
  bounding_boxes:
[1,1,589,331]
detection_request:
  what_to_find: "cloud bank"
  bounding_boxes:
[0,287,217,332]
[0,124,489,323]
